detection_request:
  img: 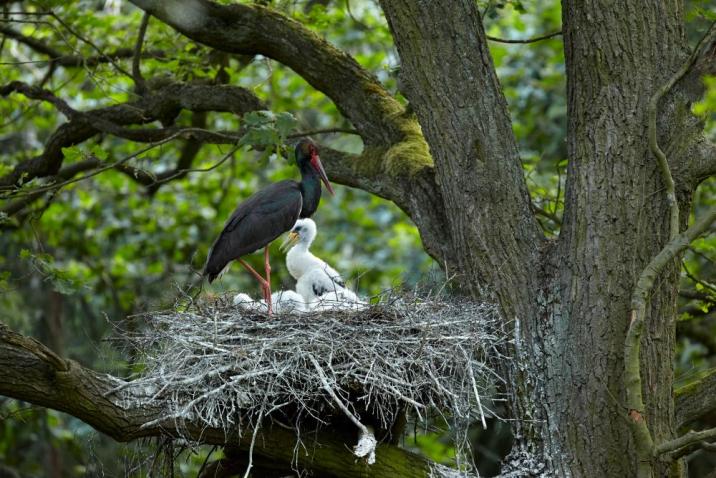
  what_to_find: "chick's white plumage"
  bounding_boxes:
[233,290,307,314]
[296,268,356,303]
[283,218,366,311]
[285,219,345,289]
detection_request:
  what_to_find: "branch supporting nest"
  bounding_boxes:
[119,293,507,470]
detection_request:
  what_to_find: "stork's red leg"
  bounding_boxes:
[263,246,272,314]
[238,259,272,315]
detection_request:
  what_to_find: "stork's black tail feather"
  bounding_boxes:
[203,253,227,284]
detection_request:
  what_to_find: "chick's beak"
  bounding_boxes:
[280,231,299,252]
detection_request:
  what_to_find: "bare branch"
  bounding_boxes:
[132,12,151,94]
[0,157,101,216]
[624,206,716,473]
[675,368,716,428]
[288,127,358,138]
[0,23,61,57]
[0,81,78,118]
[486,30,562,44]
[48,11,133,78]
[648,20,716,239]
[679,288,716,303]
[531,204,562,226]
[0,24,166,67]
[656,427,716,459]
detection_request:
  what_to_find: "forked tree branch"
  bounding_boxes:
[0,322,456,478]
[656,427,716,459]
[126,0,408,146]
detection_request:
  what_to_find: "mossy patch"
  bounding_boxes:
[675,368,716,399]
[351,115,433,179]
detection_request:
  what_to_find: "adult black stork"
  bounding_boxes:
[203,139,334,313]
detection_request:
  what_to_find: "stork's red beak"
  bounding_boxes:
[311,152,335,196]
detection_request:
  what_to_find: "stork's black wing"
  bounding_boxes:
[204,180,302,282]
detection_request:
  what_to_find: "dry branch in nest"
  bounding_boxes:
[118,293,508,470]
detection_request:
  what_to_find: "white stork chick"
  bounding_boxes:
[233,293,267,313]
[309,289,367,312]
[281,219,342,283]
[270,290,307,313]
[233,290,307,314]
[281,218,365,310]
[296,268,360,305]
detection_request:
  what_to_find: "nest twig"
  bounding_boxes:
[118,292,509,467]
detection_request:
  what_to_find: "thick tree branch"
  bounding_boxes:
[124,0,444,233]
[4,2,445,259]
[675,368,716,428]
[624,206,716,475]
[320,145,451,261]
[127,0,406,146]
[0,322,454,478]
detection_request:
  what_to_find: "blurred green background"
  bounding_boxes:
[0,0,714,476]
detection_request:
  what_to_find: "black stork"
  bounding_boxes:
[203,139,334,313]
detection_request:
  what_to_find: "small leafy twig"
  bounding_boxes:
[49,10,133,78]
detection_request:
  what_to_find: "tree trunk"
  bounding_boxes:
[380,1,697,476]
[551,2,687,475]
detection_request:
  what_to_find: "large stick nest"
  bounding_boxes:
[123,293,508,458]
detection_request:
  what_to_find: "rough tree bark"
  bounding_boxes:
[1,1,716,477]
